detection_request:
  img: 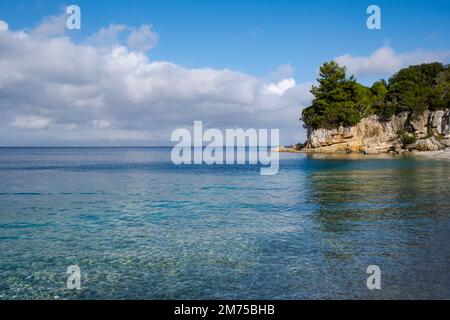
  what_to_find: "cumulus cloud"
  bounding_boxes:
[87,23,158,53]
[263,78,296,96]
[86,24,127,47]
[31,14,67,37]
[12,115,51,129]
[127,25,159,53]
[335,46,450,77]
[0,15,311,146]
[92,119,112,129]
[270,64,295,80]
[0,20,8,32]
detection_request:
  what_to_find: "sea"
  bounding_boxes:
[0,147,449,299]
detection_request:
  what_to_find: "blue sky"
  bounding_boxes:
[1,0,449,80]
[0,0,449,146]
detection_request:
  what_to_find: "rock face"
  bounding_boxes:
[305,109,450,154]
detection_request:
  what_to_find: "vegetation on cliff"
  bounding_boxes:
[301,61,450,129]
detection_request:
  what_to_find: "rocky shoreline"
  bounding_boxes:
[276,109,450,157]
[274,146,450,159]
[410,148,450,159]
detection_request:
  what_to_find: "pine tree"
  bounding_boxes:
[301,61,360,129]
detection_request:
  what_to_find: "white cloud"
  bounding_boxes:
[92,119,112,129]
[127,25,159,53]
[0,15,312,146]
[335,46,450,77]
[12,115,51,129]
[270,64,295,80]
[86,24,127,47]
[31,14,67,37]
[87,23,159,53]
[0,20,8,32]
[263,78,296,96]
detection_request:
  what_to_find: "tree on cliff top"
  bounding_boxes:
[387,62,450,114]
[301,61,449,130]
[301,61,360,129]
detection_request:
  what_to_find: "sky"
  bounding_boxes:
[0,0,449,146]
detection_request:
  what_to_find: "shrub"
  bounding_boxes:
[402,135,417,145]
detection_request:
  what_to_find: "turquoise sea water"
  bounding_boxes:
[0,147,449,299]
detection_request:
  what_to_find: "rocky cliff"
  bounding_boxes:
[304,109,450,154]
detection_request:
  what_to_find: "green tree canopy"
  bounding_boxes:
[387,62,449,114]
[301,61,360,129]
[301,61,450,130]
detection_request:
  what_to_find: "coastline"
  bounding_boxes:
[410,148,450,159]
[273,146,450,159]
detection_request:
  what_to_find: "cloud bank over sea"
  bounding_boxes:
[0,10,449,146]
[0,13,313,146]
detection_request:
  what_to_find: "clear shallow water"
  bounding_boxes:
[0,147,449,299]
